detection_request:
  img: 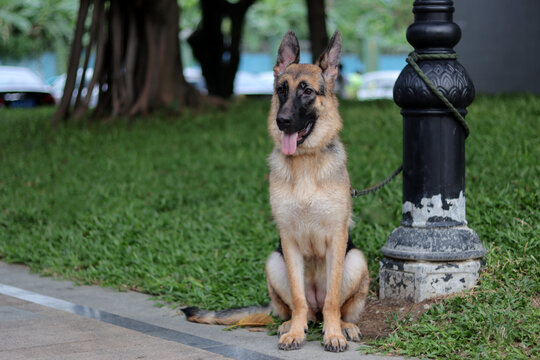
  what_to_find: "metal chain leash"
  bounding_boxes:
[350,165,403,197]
[351,51,470,198]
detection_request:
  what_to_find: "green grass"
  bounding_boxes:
[0,95,538,359]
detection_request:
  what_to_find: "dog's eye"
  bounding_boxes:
[304,88,313,95]
[277,84,288,96]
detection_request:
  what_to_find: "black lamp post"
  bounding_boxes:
[379,0,486,302]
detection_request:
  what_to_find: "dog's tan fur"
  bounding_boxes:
[265,31,369,352]
[182,31,369,353]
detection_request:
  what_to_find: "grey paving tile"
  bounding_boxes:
[0,297,232,360]
[0,306,41,322]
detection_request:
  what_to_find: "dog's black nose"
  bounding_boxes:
[277,114,292,130]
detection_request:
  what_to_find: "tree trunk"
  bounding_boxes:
[188,0,256,98]
[52,0,200,124]
[306,0,328,62]
[52,0,90,123]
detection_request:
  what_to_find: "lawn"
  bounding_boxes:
[0,95,538,359]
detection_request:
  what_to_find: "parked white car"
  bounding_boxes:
[234,71,274,95]
[0,66,56,108]
[357,71,401,100]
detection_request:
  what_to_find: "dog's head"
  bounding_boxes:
[268,30,343,156]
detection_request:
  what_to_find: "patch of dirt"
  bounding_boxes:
[358,297,439,339]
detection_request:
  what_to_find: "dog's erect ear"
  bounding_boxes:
[274,31,300,76]
[316,30,342,83]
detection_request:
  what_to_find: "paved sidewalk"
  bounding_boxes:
[0,261,409,360]
[0,293,232,360]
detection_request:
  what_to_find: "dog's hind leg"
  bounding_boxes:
[339,248,369,341]
[266,251,292,320]
[340,248,369,323]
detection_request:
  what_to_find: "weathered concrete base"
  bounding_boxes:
[381,225,485,261]
[379,258,482,302]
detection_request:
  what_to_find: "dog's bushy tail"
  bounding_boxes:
[181,305,272,325]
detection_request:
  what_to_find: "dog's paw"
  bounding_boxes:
[277,320,291,337]
[278,331,305,351]
[341,321,362,342]
[323,332,349,352]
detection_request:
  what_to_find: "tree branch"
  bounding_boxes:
[51,0,91,125]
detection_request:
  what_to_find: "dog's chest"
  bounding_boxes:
[273,178,336,225]
[272,184,340,257]
[269,152,350,253]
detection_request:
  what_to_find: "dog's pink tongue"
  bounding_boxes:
[281,132,298,155]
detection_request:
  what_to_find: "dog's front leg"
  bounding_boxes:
[278,237,308,350]
[323,228,349,352]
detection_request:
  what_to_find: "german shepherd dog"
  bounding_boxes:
[183,30,369,353]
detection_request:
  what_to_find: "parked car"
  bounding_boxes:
[234,71,274,95]
[357,70,401,100]
[0,66,56,108]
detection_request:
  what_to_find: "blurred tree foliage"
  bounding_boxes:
[242,0,412,55]
[179,0,202,33]
[241,0,308,53]
[0,0,77,67]
[1,0,411,62]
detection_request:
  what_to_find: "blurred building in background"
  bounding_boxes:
[454,0,540,94]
